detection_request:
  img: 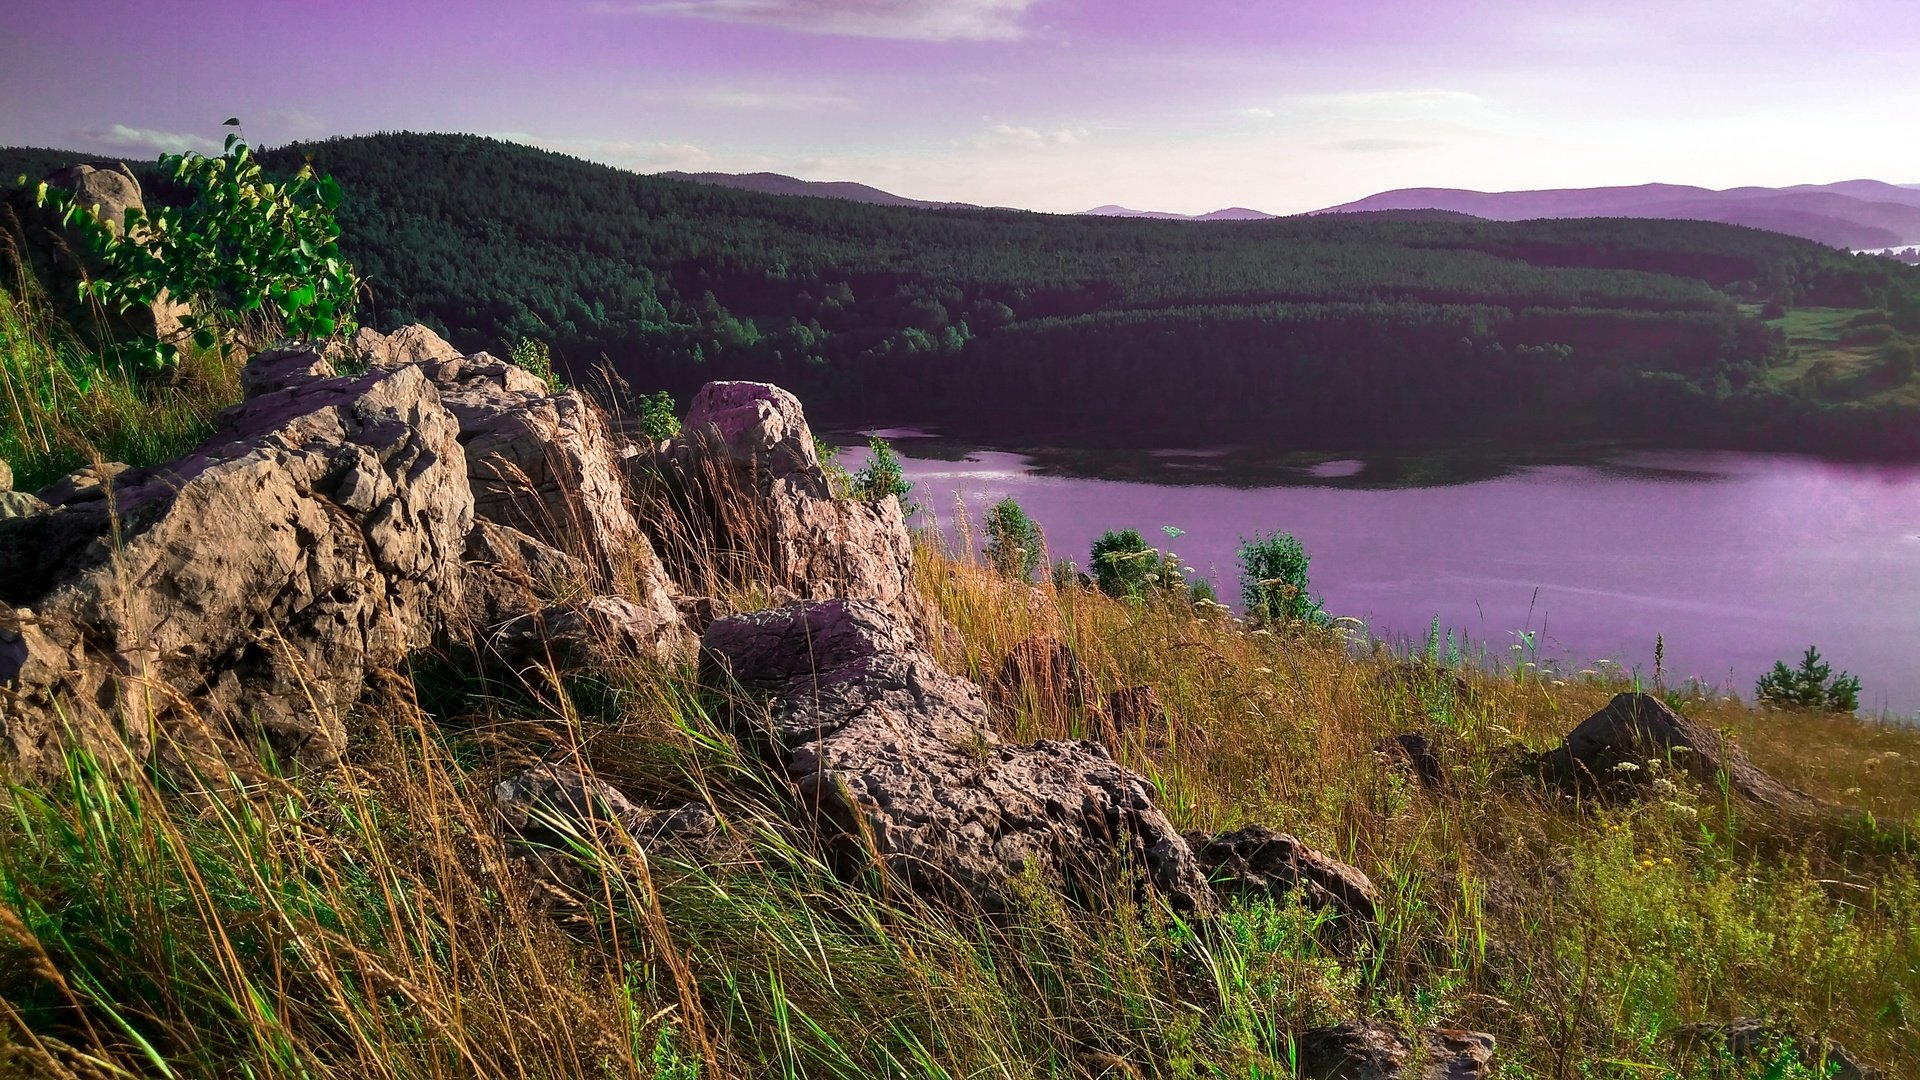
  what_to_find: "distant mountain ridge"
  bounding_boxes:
[1314,181,1920,249]
[1081,204,1277,221]
[654,171,981,211]
[653,172,1280,221]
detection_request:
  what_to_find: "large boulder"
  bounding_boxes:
[1538,693,1815,812]
[270,330,686,652]
[650,381,930,636]
[699,599,1216,914]
[0,361,472,778]
[1,164,186,351]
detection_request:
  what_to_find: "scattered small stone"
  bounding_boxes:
[1671,1018,1879,1080]
[1296,1020,1495,1080]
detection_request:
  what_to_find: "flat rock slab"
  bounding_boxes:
[700,599,1215,914]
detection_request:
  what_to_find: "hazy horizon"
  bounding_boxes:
[5,0,1920,215]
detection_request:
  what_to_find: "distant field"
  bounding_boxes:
[1764,306,1920,407]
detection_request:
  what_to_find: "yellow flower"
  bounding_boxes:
[1661,857,1673,866]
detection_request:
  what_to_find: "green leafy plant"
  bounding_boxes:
[852,436,917,513]
[1756,646,1861,712]
[508,337,561,390]
[32,122,359,367]
[639,390,679,442]
[1238,530,1328,627]
[984,497,1044,581]
[1091,528,1154,599]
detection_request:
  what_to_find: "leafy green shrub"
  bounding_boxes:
[984,497,1044,581]
[852,436,916,513]
[1238,531,1327,627]
[508,337,560,390]
[1756,646,1861,712]
[32,125,358,366]
[1091,528,1154,599]
[639,389,679,442]
[1188,576,1220,608]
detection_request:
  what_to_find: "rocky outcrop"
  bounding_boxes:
[1539,693,1815,811]
[0,459,11,492]
[1187,826,1380,928]
[648,381,930,635]
[1297,1022,1495,1080]
[0,361,473,778]
[36,462,131,508]
[493,761,734,889]
[699,598,1216,914]
[266,330,686,653]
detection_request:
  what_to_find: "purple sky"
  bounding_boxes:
[4,0,1918,214]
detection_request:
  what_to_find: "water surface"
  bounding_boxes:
[850,439,1920,717]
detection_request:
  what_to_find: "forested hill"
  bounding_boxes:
[9,133,1920,454]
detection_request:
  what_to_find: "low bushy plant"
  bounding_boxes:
[508,337,561,390]
[1091,528,1154,599]
[984,497,1044,581]
[639,389,679,442]
[31,124,359,367]
[1756,645,1861,712]
[852,436,917,513]
[1238,530,1327,627]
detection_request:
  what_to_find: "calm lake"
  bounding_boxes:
[843,436,1920,718]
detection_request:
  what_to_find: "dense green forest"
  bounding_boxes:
[8,133,1920,453]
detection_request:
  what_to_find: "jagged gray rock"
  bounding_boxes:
[651,381,932,637]
[0,492,43,520]
[0,458,12,492]
[1539,692,1816,811]
[493,760,734,888]
[679,380,825,491]
[1297,1021,1496,1080]
[36,462,131,508]
[489,595,689,669]
[462,519,591,631]
[699,598,1216,914]
[259,331,685,647]
[0,361,473,778]
[1187,825,1380,927]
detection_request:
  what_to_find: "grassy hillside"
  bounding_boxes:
[12,134,1920,456]
[0,520,1914,1077]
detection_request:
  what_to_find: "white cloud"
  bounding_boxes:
[608,0,1035,41]
[1237,107,1276,120]
[489,131,732,172]
[693,89,857,111]
[974,123,1088,150]
[78,124,222,156]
